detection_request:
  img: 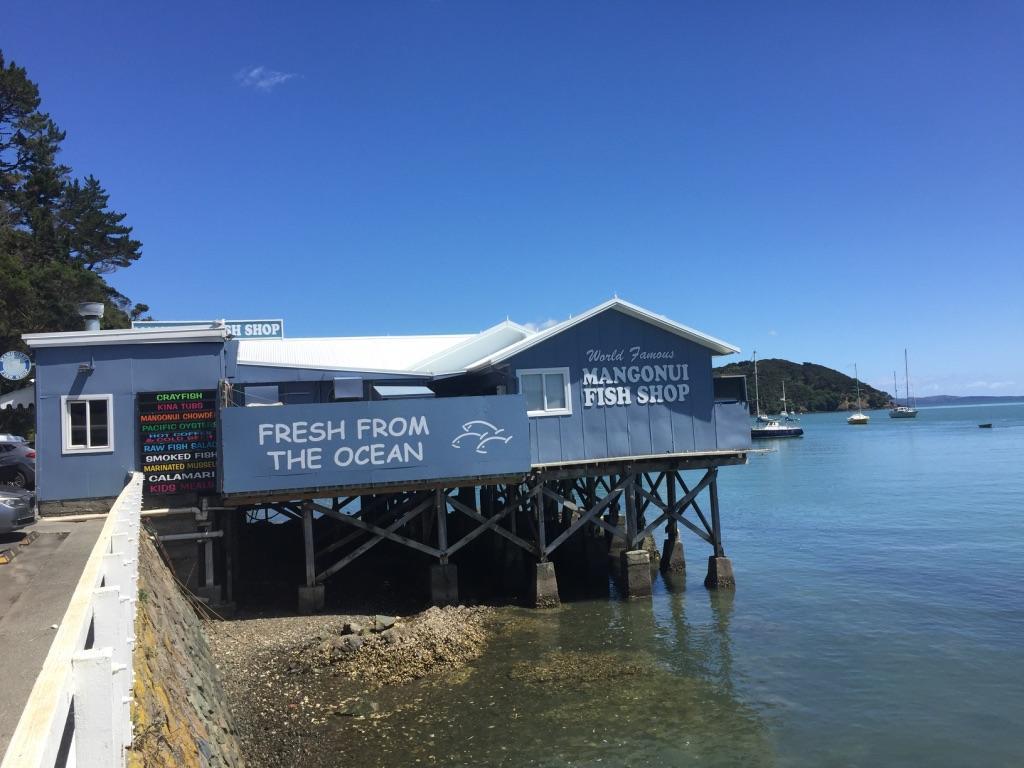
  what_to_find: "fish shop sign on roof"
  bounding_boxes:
[133,319,285,339]
[219,394,531,494]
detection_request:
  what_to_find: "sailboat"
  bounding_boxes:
[889,349,918,419]
[847,363,870,425]
[751,353,804,439]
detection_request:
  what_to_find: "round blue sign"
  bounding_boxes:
[0,351,32,381]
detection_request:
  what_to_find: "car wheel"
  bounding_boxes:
[9,470,28,489]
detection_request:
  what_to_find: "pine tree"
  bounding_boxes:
[0,50,147,434]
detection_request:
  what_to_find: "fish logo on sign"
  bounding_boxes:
[452,420,514,455]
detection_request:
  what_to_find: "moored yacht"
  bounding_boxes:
[847,362,870,425]
[889,349,918,419]
[750,355,804,439]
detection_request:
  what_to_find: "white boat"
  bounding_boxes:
[889,349,918,419]
[751,354,804,438]
[847,363,870,425]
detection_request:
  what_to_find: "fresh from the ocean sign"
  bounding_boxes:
[219,395,530,494]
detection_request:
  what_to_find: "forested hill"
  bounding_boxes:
[714,359,892,413]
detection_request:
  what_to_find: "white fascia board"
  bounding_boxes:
[22,327,228,348]
[465,298,740,370]
[234,361,426,377]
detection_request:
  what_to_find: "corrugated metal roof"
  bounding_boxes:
[236,335,474,374]
[0,385,34,410]
[233,301,739,376]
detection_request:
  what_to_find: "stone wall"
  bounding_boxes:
[127,532,245,767]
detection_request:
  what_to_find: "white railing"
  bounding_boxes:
[1,473,143,768]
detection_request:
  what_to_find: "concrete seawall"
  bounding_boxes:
[128,533,245,767]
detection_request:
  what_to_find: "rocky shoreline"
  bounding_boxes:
[205,605,491,767]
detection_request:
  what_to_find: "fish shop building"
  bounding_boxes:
[23,298,751,605]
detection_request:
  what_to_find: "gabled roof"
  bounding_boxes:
[465,298,740,370]
[23,326,228,348]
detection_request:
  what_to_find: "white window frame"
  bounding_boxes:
[61,394,115,454]
[517,367,572,417]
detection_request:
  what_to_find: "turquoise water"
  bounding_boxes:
[326,404,1024,766]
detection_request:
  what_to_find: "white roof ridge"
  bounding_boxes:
[408,320,535,372]
[464,298,740,370]
[249,333,474,342]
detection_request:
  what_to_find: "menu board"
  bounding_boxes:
[138,390,218,496]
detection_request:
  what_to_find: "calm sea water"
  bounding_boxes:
[326,404,1024,767]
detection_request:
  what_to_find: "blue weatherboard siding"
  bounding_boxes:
[31,305,747,502]
[505,308,750,464]
[34,341,226,501]
[219,394,530,494]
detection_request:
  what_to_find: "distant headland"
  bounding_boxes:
[713,359,1023,413]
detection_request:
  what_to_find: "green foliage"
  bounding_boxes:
[0,50,145,433]
[715,359,893,413]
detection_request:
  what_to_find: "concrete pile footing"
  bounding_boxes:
[704,556,735,589]
[660,538,685,574]
[621,549,652,598]
[430,563,459,605]
[660,537,686,590]
[533,561,560,608]
[297,584,325,613]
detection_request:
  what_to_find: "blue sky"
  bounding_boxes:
[6,1,1023,396]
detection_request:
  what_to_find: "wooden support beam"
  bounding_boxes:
[542,474,629,556]
[537,484,547,561]
[446,492,539,557]
[675,471,714,537]
[665,472,678,540]
[302,503,315,588]
[637,469,716,542]
[709,468,724,557]
[312,498,439,582]
[314,493,416,559]
[435,488,448,563]
[540,485,582,513]
[528,453,746,482]
[624,473,638,549]
[677,515,715,546]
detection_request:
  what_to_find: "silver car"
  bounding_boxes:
[0,489,35,534]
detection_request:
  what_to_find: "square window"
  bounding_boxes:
[517,368,571,417]
[62,395,114,453]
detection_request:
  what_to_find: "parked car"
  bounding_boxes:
[0,488,35,534]
[0,438,35,490]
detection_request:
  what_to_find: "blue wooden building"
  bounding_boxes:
[24,298,751,606]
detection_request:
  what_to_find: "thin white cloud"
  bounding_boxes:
[235,65,297,91]
[767,329,778,337]
[965,380,1016,390]
[522,318,559,333]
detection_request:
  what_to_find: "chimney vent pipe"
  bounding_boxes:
[77,302,104,331]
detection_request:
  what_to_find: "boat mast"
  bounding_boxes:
[753,350,761,418]
[854,363,862,412]
[893,370,898,407]
[904,348,913,408]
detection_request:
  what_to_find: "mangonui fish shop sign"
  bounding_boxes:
[219,395,531,494]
